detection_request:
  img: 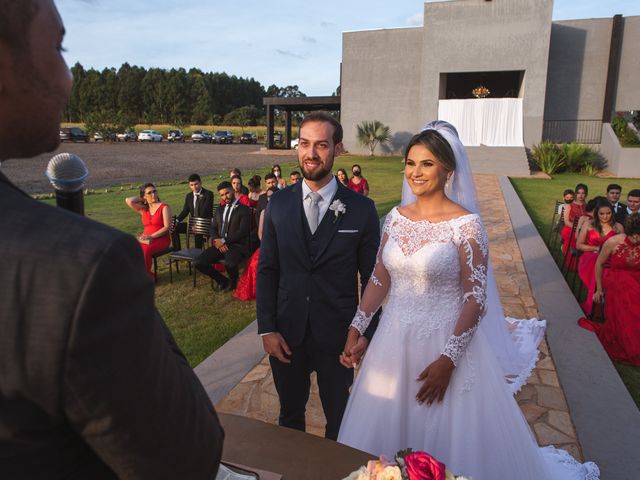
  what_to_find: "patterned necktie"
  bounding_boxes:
[307,191,322,234]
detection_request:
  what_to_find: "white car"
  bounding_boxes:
[291,138,299,149]
[138,130,163,142]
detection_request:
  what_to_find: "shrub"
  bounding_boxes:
[356,120,392,156]
[611,115,640,147]
[532,140,566,175]
[559,143,605,174]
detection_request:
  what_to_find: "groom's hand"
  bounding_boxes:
[262,332,292,364]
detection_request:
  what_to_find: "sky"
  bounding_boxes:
[57,0,640,96]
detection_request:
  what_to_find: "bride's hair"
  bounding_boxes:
[404,129,457,172]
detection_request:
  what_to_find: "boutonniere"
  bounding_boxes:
[329,199,347,223]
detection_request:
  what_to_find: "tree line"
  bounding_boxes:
[64,62,306,132]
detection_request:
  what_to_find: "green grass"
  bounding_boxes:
[510,173,640,407]
[41,155,404,366]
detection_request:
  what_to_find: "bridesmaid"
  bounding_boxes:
[126,183,172,279]
[560,183,588,270]
[576,200,622,314]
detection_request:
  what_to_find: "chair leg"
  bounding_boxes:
[169,258,173,283]
[153,257,158,283]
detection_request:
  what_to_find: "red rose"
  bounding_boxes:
[404,451,445,480]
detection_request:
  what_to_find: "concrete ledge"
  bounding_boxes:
[194,320,264,405]
[500,176,640,480]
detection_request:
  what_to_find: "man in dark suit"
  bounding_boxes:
[194,181,251,291]
[257,112,380,440]
[176,173,214,248]
[619,189,640,229]
[606,183,627,225]
[0,1,224,477]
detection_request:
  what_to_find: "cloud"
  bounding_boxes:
[276,49,305,60]
[407,11,423,26]
[320,21,334,28]
[302,35,317,44]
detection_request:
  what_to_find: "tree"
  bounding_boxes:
[223,105,263,130]
[356,120,392,156]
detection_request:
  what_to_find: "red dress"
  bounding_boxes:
[139,203,171,278]
[348,177,369,195]
[579,236,640,365]
[560,202,586,270]
[577,228,616,314]
[233,248,259,301]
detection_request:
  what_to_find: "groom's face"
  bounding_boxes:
[297,121,342,182]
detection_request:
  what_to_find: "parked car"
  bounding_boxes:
[138,130,163,142]
[191,130,212,143]
[59,127,88,143]
[116,130,137,142]
[213,130,234,144]
[167,129,185,142]
[240,132,257,144]
[271,131,283,144]
[94,132,116,142]
[291,138,299,149]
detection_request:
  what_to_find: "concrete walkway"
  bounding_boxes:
[205,174,586,460]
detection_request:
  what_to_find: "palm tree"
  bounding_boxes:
[356,120,392,156]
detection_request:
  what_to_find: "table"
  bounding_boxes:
[219,413,375,479]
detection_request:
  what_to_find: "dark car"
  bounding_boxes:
[239,132,257,144]
[168,129,185,142]
[60,127,88,143]
[213,130,234,144]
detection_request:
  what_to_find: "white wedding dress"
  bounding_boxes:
[337,207,599,480]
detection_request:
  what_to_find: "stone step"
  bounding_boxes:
[466,146,530,176]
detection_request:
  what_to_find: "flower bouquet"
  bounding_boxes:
[343,449,470,480]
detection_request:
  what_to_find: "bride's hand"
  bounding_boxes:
[416,355,455,405]
[340,327,364,369]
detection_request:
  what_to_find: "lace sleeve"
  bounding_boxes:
[350,215,392,335]
[442,217,489,366]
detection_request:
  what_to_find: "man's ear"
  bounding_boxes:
[334,142,345,156]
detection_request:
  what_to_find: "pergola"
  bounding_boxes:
[263,96,341,149]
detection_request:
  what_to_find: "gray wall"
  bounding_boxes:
[341,28,423,155]
[616,16,640,111]
[418,0,553,147]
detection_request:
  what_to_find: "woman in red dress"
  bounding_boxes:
[560,183,588,270]
[231,175,251,207]
[233,187,277,301]
[579,214,640,365]
[347,164,369,196]
[126,183,172,279]
[576,200,623,314]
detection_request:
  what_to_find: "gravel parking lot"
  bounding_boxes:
[1,142,295,194]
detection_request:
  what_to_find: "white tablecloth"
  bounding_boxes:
[437,98,523,147]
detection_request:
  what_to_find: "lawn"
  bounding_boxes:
[510,173,640,407]
[42,155,404,366]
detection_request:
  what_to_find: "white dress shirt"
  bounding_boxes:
[301,176,338,229]
[193,188,202,211]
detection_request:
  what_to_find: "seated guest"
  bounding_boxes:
[576,199,623,314]
[579,213,640,365]
[229,167,249,194]
[619,189,640,229]
[606,183,626,224]
[234,186,278,301]
[348,163,369,196]
[561,183,588,270]
[176,173,214,248]
[231,174,251,207]
[126,183,172,279]
[555,189,574,230]
[247,175,263,207]
[289,170,301,185]
[255,172,278,224]
[194,181,251,291]
[272,164,287,189]
[336,168,349,187]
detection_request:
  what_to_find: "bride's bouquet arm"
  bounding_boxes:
[416,220,489,405]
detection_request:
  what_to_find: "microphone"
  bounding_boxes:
[45,152,89,216]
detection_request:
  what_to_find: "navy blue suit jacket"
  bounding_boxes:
[256,181,380,353]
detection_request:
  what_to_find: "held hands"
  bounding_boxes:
[339,327,369,369]
[262,332,292,364]
[416,355,455,405]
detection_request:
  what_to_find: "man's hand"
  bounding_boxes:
[416,355,455,405]
[213,238,225,249]
[262,332,292,364]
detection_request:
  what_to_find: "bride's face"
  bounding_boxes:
[405,144,450,196]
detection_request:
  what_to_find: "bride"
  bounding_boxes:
[337,121,599,479]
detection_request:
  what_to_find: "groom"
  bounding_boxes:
[257,112,380,440]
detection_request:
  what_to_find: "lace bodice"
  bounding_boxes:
[351,207,489,366]
[610,236,640,271]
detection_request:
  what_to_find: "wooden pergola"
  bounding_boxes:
[263,96,341,149]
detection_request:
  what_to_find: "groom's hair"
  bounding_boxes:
[404,129,456,172]
[0,0,39,50]
[299,112,343,145]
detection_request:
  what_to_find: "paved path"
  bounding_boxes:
[215,174,584,460]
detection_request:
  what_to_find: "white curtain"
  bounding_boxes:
[437,98,524,147]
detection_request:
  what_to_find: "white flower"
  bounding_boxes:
[329,199,347,222]
[378,466,402,480]
[342,466,370,480]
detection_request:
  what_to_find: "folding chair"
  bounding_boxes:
[151,216,179,283]
[168,216,212,287]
